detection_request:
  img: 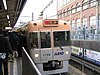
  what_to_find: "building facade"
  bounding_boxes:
[57,0,100,39]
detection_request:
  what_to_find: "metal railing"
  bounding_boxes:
[71,30,100,40]
[22,47,42,75]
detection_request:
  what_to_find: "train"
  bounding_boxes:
[24,19,71,75]
[71,46,100,65]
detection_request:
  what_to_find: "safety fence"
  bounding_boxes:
[22,47,42,75]
[71,30,100,40]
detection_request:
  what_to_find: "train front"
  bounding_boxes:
[27,19,71,75]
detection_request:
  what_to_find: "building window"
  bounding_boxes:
[63,10,65,17]
[67,8,70,16]
[71,20,76,30]
[64,0,67,5]
[90,0,96,7]
[90,16,96,27]
[76,19,81,28]
[58,13,60,18]
[61,11,64,17]
[71,5,76,14]
[82,0,88,10]
[76,3,81,12]
[82,17,88,27]
[59,11,62,18]
[58,14,59,18]
[65,9,67,16]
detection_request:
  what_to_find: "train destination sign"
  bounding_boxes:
[43,19,58,27]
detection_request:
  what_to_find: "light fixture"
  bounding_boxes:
[3,0,7,10]
[66,51,69,54]
[35,54,39,57]
[7,15,9,19]
[5,27,12,30]
[9,23,10,26]
[8,21,10,23]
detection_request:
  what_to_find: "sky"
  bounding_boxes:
[15,0,57,27]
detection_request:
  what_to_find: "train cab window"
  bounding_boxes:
[29,32,38,49]
[40,32,51,48]
[53,31,70,47]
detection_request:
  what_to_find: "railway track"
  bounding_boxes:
[70,55,100,75]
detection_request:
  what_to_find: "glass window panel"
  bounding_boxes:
[65,9,67,16]
[90,0,96,7]
[29,32,38,49]
[90,16,96,27]
[40,32,51,48]
[82,0,88,10]
[82,18,87,27]
[53,31,70,47]
[71,5,76,14]
[76,3,81,12]
[71,20,76,30]
[76,19,81,27]
[67,8,70,15]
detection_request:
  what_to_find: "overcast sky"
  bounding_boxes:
[15,0,57,27]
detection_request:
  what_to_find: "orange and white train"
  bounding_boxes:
[26,19,71,75]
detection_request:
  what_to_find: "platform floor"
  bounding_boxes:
[8,57,22,75]
[8,58,86,75]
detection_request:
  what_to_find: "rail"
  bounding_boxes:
[71,30,100,40]
[22,47,42,75]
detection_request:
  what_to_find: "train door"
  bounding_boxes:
[39,28,53,61]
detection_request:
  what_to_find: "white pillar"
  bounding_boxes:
[95,0,99,35]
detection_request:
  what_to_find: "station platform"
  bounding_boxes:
[7,47,99,75]
[8,57,22,75]
[10,57,99,75]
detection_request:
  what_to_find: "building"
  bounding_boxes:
[57,0,100,36]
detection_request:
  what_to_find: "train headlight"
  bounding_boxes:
[35,54,39,57]
[65,51,69,54]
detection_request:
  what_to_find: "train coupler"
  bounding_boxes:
[43,60,63,71]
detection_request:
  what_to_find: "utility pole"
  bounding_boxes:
[32,12,34,21]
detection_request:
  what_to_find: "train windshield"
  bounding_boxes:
[40,32,51,48]
[53,31,70,47]
[29,32,38,49]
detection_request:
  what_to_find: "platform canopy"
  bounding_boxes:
[0,0,27,29]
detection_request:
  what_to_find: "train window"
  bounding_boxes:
[40,32,51,48]
[29,32,38,49]
[53,31,70,47]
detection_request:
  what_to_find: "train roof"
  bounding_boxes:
[27,19,70,32]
